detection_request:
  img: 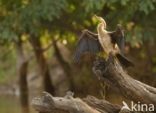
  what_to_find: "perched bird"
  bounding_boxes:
[74,15,134,67]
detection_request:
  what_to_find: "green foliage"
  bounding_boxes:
[139,0,155,14]
[0,0,156,44]
[0,0,67,40]
[82,0,105,13]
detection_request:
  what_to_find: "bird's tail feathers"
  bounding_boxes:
[116,54,134,67]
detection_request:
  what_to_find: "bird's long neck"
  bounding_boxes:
[97,23,107,35]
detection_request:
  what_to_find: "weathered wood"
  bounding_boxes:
[31,92,132,113]
[92,54,156,106]
[83,96,121,113]
[32,92,101,113]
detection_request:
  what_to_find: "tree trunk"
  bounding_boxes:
[15,39,29,113]
[52,39,75,91]
[29,37,55,95]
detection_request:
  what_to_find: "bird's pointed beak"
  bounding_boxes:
[93,15,107,29]
[94,15,101,22]
[93,15,99,19]
[94,15,103,23]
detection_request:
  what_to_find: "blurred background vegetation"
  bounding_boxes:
[0,0,156,113]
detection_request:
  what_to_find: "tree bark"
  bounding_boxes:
[15,38,29,113]
[29,37,55,95]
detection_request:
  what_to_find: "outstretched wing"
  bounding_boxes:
[74,30,102,62]
[109,25,134,67]
[109,25,125,54]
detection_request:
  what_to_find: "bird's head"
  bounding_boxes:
[94,15,106,29]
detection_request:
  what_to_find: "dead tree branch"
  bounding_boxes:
[92,54,156,106]
[32,92,101,113]
[31,92,132,113]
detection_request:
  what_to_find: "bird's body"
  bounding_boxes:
[97,23,116,56]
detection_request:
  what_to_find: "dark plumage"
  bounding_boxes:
[110,24,125,54]
[74,30,102,62]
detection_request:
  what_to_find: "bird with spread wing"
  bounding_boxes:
[74,15,134,67]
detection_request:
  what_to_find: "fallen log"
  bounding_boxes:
[32,92,134,113]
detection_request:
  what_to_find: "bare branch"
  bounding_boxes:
[32,92,101,113]
[92,55,156,106]
[31,92,134,113]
